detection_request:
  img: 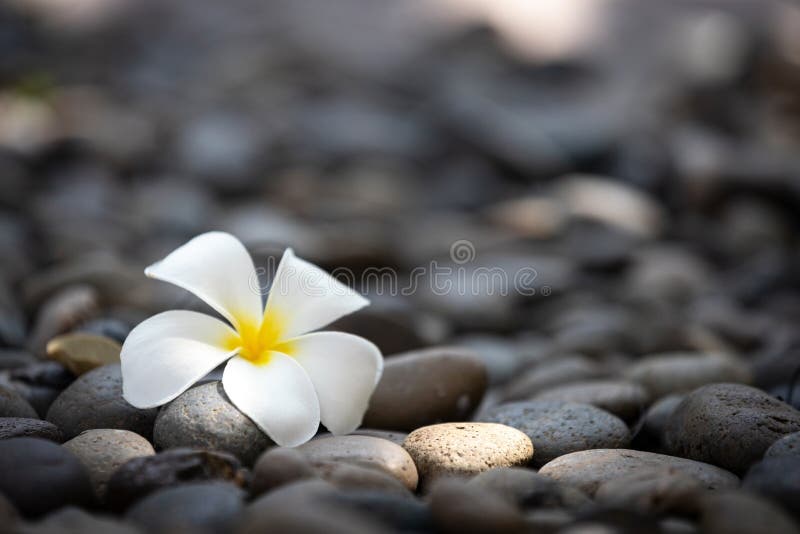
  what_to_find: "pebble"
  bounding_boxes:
[26,285,99,356]
[766,431,800,458]
[350,428,408,446]
[0,437,94,517]
[0,417,63,442]
[250,448,317,496]
[106,448,246,512]
[481,400,631,466]
[534,380,650,422]
[538,449,739,496]
[46,332,121,376]
[363,347,488,431]
[314,461,412,496]
[500,355,607,402]
[664,383,800,474]
[697,491,800,534]
[625,352,751,399]
[126,482,245,534]
[25,507,142,534]
[62,429,155,501]
[327,491,433,532]
[77,317,132,344]
[632,394,684,452]
[0,383,38,418]
[153,382,272,466]
[468,467,591,509]
[46,364,158,440]
[594,467,703,514]
[428,477,527,534]
[742,456,800,519]
[297,435,418,490]
[402,423,533,485]
[2,361,74,417]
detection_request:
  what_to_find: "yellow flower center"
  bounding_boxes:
[223,308,294,365]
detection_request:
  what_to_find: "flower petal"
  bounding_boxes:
[290,332,383,435]
[121,310,238,408]
[222,353,320,447]
[265,248,369,340]
[145,232,263,331]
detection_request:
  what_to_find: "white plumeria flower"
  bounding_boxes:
[120,231,383,447]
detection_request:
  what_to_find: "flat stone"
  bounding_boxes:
[538,449,739,496]
[468,467,591,509]
[0,437,94,517]
[46,332,121,376]
[126,482,245,534]
[428,477,527,534]
[626,352,751,399]
[534,380,650,422]
[481,400,630,466]
[403,423,533,485]
[153,382,272,466]
[62,429,155,501]
[0,417,62,442]
[766,431,800,458]
[0,383,38,419]
[664,383,800,475]
[362,347,487,431]
[106,448,246,512]
[297,435,418,491]
[46,364,157,440]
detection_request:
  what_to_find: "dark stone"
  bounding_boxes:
[0,383,38,419]
[766,431,800,458]
[0,437,94,517]
[742,456,800,519]
[0,417,63,442]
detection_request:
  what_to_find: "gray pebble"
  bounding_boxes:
[0,417,63,442]
[765,431,800,458]
[0,383,38,419]
[534,380,650,422]
[742,456,800,519]
[468,467,591,509]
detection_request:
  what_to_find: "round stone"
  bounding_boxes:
[481,400,631,466]
[251,447,317,497]
[0,437,94,517]
[664,383,800,474]
[534,380,650,422]
[315,462,411,496]
[62,429,155,500]
[362,348,487,431]
[106,448,246,512]
[297,435,418,491]
[0,417,63,442]
[631,394,684,452]
[45,332,121,376]
[594,468,703,514]
[468,467,591,509]
[46,364,158,440]
[126,482,245,533]
[0,384,38,419]
[154,381,272,466]
[766,431,800,458]
[402,423,533,485]
[538,449,739,496]
[428,477,526,534]
[742,456,800,518]
[625,352,751,399]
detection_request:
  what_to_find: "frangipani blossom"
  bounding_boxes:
[121,232,383,447]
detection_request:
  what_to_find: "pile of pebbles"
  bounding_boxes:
[2,0,800,533]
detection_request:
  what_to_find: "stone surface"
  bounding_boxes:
[481,400,630,466]
[0,417,63,442]
[0,383,38,419]
[766,431,800,458]
[315,461,411,496]
[2,361,74,417]
[0,437,94,517]
[250,447,317,497]
[632,394,684,452]
[297,435,418,490]
[350,429,408,446]
[25,507,142,534]
[534,380,650,422]
[362,347,487,431]
[106,448,246,512]
[468,467,591,509]
[403,423,533,485]
[126,482,245,534]
[62,429,155,500]
[500,355,606,402]
[594,467,703,514]
[154,382,272,466]
[538,449,739,496]
[742,456,800,519]
[46,332,121,376]
[625,352,751,399]
[428,477,527,534]
[697,491,800,534]
[664,383,800,474]
[46,364,158,440]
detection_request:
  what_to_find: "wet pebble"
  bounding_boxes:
[481,400,631,467]
[363,347,487,431]
[403,423,533,485]
[153,382,272,466]
[106,448,246,512]
[62,429,155,501]
[46,364,157,440]
[534,380,649,422]
[0,437,94,517]
[664,383,800,474]
[0,417,63,442]
[538,449,739,496]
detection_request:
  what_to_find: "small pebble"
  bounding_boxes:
[594,467,703,514]
[765,431,800,458]
[468,467,591,509]
[534,380,649,422]
[0,417,63,442]
[46,332,121,376]
[250,448,317,497]
[0,384,38,419]
[428,477,527,534]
